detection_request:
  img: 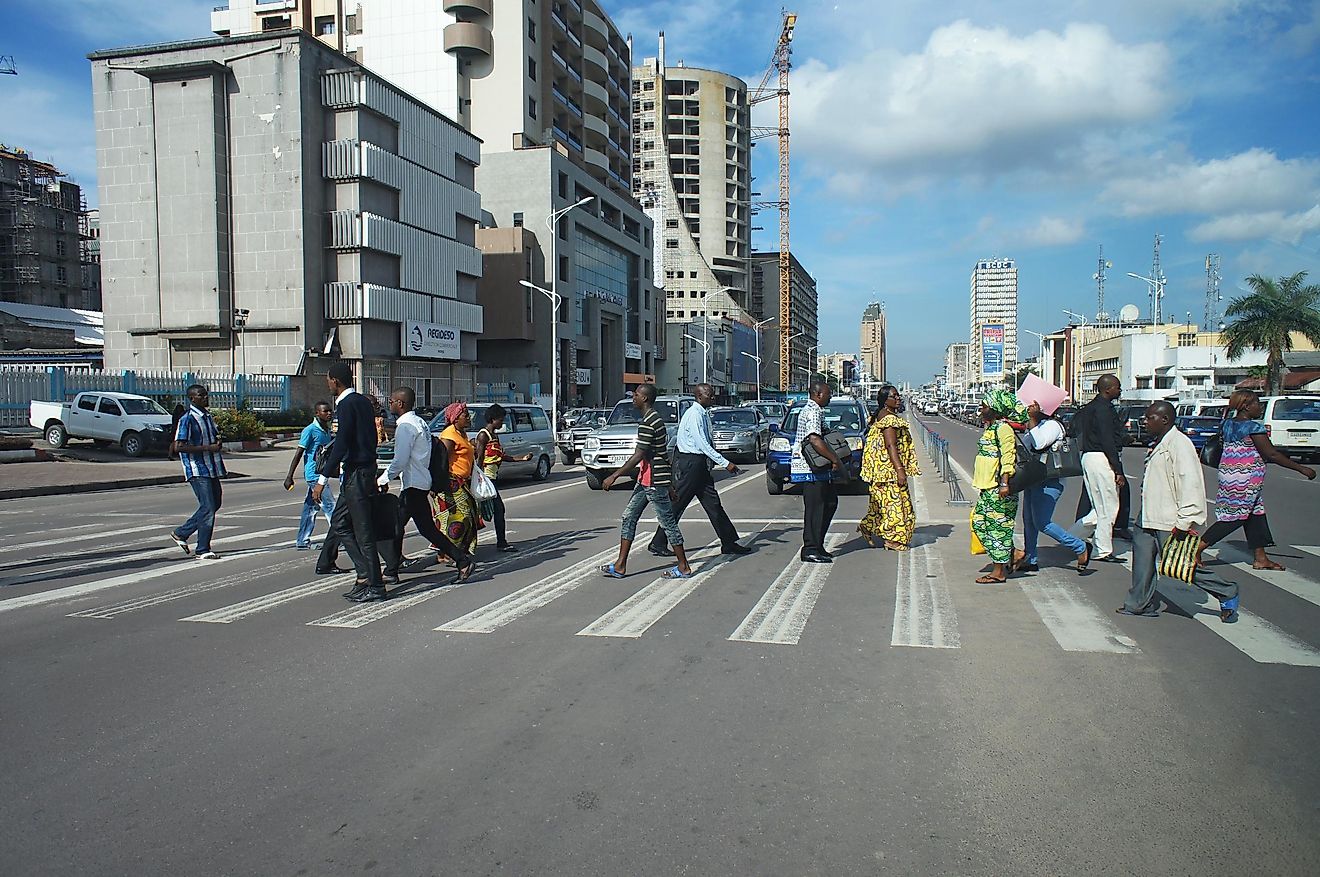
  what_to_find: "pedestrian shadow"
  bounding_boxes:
[909,524,954,548]
[386,527,612,596]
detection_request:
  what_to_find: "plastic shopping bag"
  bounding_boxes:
[470,468,499,501]
[969,509,986,556]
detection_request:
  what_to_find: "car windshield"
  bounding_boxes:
[782,402,864,434]
[607,399,682,425]
[118,398,169,415]
[712,410,757,426]
[1184,417,1220,429]
[1274,399,1320,420]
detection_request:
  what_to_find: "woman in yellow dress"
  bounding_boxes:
[434,401,483,557]
[859,384,920,550]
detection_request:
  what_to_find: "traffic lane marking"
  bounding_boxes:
[729,532,846,645]
[0,526,244,588]
[892,464,960,649]
[1020,572,1141,654]
[1207,545,1320,611]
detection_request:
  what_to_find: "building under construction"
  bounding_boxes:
[0,146,98,310]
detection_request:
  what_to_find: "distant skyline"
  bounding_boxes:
[3,0,1318,384]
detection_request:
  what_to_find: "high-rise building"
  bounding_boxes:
[859,301,886,382]
[0,147,93,310]
[970,257,1018,384]
[944,342,971,394]
[749,251,818,392]
[89,31,484,401]
[632,35,753,326]
[817,352,857,385]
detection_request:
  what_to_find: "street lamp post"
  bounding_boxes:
[751,316,776,401]
[683,333,710,388]
[739,351,762,400]
[541,195,594,433]
[233,307,250,381]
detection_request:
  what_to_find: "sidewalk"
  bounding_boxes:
[0,449,291,501]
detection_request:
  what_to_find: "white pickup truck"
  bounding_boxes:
[30,392,176,457]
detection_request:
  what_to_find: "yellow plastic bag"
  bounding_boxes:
[969,509,986,556]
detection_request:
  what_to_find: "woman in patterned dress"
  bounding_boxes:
[434,401,484,558]
[859,384,920,550]
[1198,390,1315,569]
[970,388,1026,583]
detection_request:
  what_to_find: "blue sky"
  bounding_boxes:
[4,0,1319,383]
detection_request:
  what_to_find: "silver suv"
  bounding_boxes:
[580,395,695,490]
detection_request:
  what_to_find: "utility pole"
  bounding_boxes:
[1150,233,1166,324]
[1204,253,1221,331]
[1094,245,1112,321]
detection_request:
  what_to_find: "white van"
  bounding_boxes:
[1259,396,1320,461]
[1173,399,1230,419]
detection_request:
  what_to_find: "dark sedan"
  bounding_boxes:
[1177,415,1222,451]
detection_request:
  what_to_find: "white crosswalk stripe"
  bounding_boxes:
[1207,545,1320,610]
[0,526,243,588]
[893,465,960,648]
[179,573,357,624]
[729,534,846,645]
[1020,573,1140,654]
[1297,545,1320,559]
[308,532,588,629]
[434,533,651,634]
[69,557,312,619]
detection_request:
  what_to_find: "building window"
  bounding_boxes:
[558,172,568,199]
[513,212,524,227]
[665,218,678,229]
[261,15,291,31]
[56,266,67,285]
[56,239,66,257]
[528,58,537,81]
[559,255,569,281]
[315,16,336,35]
[665,239,678,249]
[528,97,537,119]
[528,17,536,40]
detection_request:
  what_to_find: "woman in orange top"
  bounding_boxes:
[435,401,482,555]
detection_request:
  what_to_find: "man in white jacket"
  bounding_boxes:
[1118,401,1239,622]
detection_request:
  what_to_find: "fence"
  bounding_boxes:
[913,415,969,506]
[0,367,292,427]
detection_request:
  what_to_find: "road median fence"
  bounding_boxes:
[913,416,969,506]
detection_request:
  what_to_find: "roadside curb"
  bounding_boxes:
[222,439,274,452]
[0,470,249,501]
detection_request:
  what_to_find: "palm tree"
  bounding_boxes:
[1221,271,1320,395]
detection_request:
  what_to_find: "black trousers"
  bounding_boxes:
[489,489,509,547]
[1076,461,1132,530]
[801,480,838,555]
[649,453,740,551]
[1201,513,1275,551]
[319,466,381,587]
[384,487,473,574]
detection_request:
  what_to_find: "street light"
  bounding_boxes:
[748,316,776,401]
[539,195,595,432]
[1126,271,1166,325]
[683,333,710,387]
[232,308,250,378]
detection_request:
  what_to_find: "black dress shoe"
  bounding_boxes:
[721,544,752,555]
[316,565,349,575]
[343,583,368,599]
[647,545,674,557]
[496,543,518,553]
[820,549,836,559]
[346,587,388,603]
[801,552,833,564]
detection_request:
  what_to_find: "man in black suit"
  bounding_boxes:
[313,361,386,602]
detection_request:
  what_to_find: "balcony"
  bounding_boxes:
[582,78,608,111]
[551,48,583,83]
[582,44,608,77]
[582,9,609,48]
[553,85,584,118]
[553,124,583,152]
[583,147,609,172]
[443,21,493,58]
[583,113,609,145]
[442,0,492,16]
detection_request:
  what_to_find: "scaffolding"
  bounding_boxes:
[0,145,83,306]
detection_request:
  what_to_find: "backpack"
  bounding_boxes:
[427,434,451,490]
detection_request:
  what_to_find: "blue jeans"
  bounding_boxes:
[176,476,223,552]
[296,483,336,547]
[619,483,684,547]
[1022,478,1086,564]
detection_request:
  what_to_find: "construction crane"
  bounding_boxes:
[0,56,17,76]
[750,11,796,391]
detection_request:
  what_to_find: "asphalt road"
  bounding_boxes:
[2,437,1319,876]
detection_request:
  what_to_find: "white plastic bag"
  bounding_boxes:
[470,468,498,501]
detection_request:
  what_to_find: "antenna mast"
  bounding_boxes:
[1093,244,1112,321]
[1204,253,1221,330]
[1150,233,1166,324]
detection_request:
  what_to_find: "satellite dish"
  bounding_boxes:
[1119,304,1140,323]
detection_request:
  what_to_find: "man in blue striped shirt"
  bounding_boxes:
[170,384,227,560]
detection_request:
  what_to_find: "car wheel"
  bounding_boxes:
[755,439,766,463]
[122,431,145,458]
[45,423,68,448]
[533,454,551,481]
[766,472,783,495]
[585,469,605,490]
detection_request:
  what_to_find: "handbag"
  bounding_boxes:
[1201,426,1224,468]
[1042,434,1084,479]
[1159,531,1200,583]
[470,468,499,501]
[1005,426,1045,494]
[804,430,853,479]
[969,509,986,556]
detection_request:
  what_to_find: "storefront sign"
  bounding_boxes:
[574,368,593,385]
[625,342,642,359]
[403,320,460,360]
[584,289,627,308]
[981,324,1005,376]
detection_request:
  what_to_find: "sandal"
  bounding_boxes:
[1253,560,1286,571]
[454,561,477,583]
[1116,605,1160,618]
[600,562,626,579]
[858,529,877,549]
[1077,544,1092,573]
[661,566,693,579]
[975,574,1006,584]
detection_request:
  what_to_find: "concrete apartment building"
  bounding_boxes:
[89,31,484,403]
[817,351,857,384]
[0,147,94,310]
[749,251,818,392]
[969,257,1018,384]
[858,301,886,383]
[213,0,661,407]
[944,341,970,395]
[632,35,753,326]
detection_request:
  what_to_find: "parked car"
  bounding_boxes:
[1116,404,1151,446]
[709,406,770,462]
[1176,415,1222,451]
[741,400,788,424]
[580,395,696,490]
[30,392,174,457]
[921,400,941,416]
[556,407,610,464]
[1259,395,1320,461]
[375,403,556,482]
[765,397,867,495]
[1174,399,1230,419]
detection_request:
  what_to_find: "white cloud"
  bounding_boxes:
[1019,216,1086,247]
[790,20,1170,189]
[1189,205,1320,243]
[1102,148,1320,218]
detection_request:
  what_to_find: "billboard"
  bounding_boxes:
[980,324,1005,377]
[403,321,460,360]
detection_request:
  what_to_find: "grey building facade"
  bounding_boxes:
[89,32,483,405]
[750,251,818,392]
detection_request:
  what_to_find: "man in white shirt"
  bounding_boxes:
[647,383,749,557]
[1118,401,1239,622]
[378,386,475,583]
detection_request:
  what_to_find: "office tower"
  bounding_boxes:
[859,301,886,382]
[969,257,1018,383]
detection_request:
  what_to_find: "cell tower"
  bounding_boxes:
[1150,233,1166,324]
[1204,253,1222,330]
[1093,244,1112,320]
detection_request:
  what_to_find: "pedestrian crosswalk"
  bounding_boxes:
[5,520,1320,669]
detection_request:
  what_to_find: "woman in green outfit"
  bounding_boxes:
[971,388,1025,583]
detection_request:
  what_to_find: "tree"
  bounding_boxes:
[821,369,841,392]
[1221,271,1320,395]
[1014,362,1039,389]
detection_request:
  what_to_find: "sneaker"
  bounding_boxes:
[496,543,518,553]
[294,543,311,551]
[169,532,192,556]
[1219,595,1240,624]
[196,551,221,560]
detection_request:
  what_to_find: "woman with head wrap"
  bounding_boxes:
[859,384,920,550]
[970,389,1025,583]
[432,401,483,557]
